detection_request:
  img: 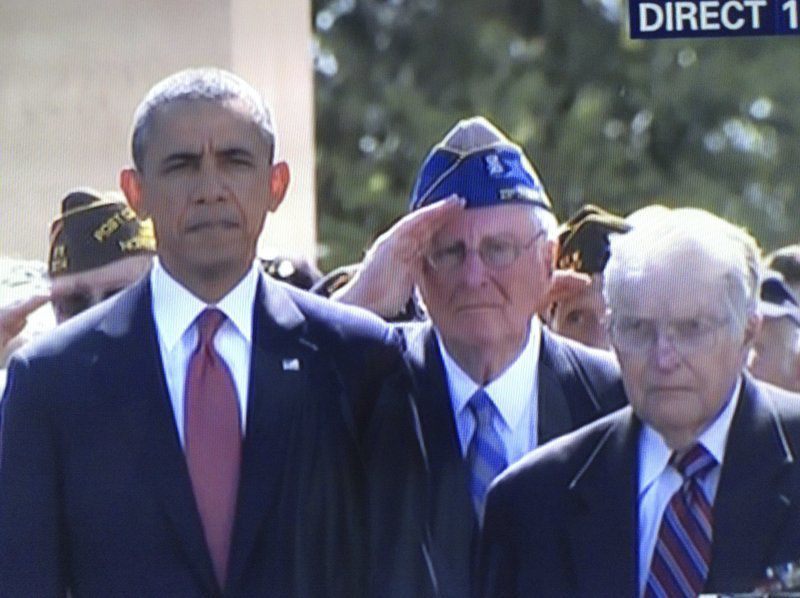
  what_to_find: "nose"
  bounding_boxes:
[190,161,228,205]
[461,248,488,288]
[653,331,680,370]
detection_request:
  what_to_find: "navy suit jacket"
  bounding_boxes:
[392,322,626,598]
[478,375,800,598]
[0,274,405,597]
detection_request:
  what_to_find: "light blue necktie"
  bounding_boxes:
[466,388,508,521]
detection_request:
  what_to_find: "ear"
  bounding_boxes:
[742,311,763,348]
[540,237,557,280]
[120,168,146,217]
[267,161,290,213]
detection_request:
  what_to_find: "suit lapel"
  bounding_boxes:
[402,323,476,596]
[707,376,796,591]
[537,330,576,444]
[225,276,311,592]
[97,278,219,596]
[566,408,640,597]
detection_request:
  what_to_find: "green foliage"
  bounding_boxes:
[314,0,800,271]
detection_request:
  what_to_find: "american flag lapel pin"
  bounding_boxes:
[282,357,301,371]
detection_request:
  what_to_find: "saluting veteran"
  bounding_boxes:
[479,208,800,597]
[337,116,625,598]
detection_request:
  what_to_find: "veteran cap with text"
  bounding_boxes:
[48,188,156,277]
[557,204,631,274]
[409,116,552,212]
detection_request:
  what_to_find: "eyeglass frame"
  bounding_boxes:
[423,229,547,273]
[609,314,734,356]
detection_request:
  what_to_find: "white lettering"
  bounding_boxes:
[635,0,770,35]
[640,3,665,32]
[700,1,721,29]
[783,0,798,28]
[743,0,767,28]
[676,1,700,30]
[721,1,745,29]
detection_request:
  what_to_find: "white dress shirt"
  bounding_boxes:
[150,258,258,447]
[637,378,742,596]
[437,317,542,467]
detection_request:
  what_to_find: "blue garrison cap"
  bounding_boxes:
[760,270,800,325]
[409,117,552,212]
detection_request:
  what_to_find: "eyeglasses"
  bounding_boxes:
[611,315,731,355]
[425,231,545,272]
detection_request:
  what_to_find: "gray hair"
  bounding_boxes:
[442,116,558,239]
[130,67,276,171]
[604,207,762,329]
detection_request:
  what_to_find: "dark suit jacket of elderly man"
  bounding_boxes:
[0,273,421,598]
[478,374,800,598]
[376,321,626,598]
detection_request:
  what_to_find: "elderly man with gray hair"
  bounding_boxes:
[478,207,800,597]
[337,116,625,598]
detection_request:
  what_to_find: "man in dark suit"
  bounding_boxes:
[479,207,800,597]
[0,68,406,597]
[335,116,625,598]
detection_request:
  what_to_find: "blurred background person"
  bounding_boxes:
[48,188,155,323]
[749,270,800,392]
[1,189,155,394]
[259,252,322,291]
[0,259,51,363]
[765,245,800,302]
[546,204,629,350]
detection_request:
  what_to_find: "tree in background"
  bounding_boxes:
[314,0,800,271]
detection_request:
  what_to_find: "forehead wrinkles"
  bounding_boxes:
[616,267,726,318]
[145,100,266,157]
[433,206,537,244]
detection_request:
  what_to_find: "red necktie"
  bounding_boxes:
[644,444,716,598]
[184,308,242,587]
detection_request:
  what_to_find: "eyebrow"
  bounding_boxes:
[159,151,202,172]
[159,146,258,171]
[217,147,256,162]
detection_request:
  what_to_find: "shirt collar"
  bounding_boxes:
[150,257,259,351]
[639,376,742,492]
[437,317,542,431]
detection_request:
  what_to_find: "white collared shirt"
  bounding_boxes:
[637,377,742,596]
[437,317,542,467]
[150,258,258,447]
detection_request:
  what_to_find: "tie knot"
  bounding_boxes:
[468,389,496,425]
[196,309,226,347]
[671,443,716,479]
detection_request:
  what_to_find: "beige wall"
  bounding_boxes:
[0,0,316,263]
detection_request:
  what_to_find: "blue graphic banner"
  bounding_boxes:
[629,0,800,38]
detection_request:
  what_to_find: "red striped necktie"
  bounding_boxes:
[184,308,242,587]
[644,443,717,598]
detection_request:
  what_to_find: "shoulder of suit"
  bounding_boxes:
[543,328,619,372]
[749,375,800,422]
[276,281,403,363]
[13,284,137,364]
[495,406,630,488]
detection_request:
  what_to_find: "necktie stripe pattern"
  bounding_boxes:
[644,444,716,598]
[184,308,242,588]
[466,388,508,521]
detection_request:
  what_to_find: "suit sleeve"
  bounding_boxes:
[0,355,66,596]
[476,483,519,598]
